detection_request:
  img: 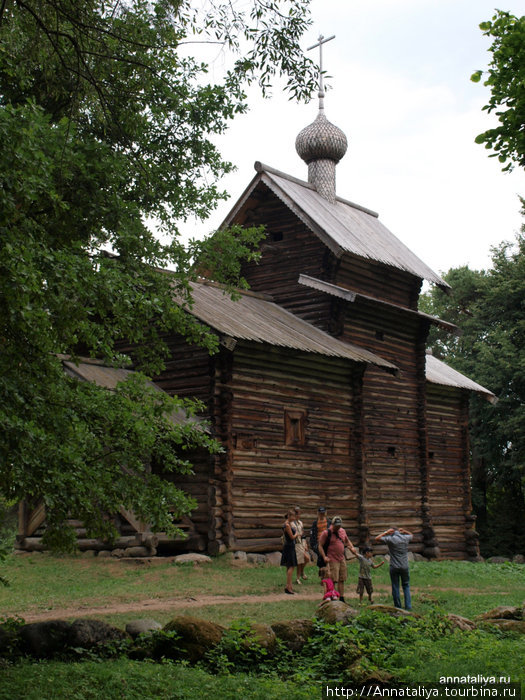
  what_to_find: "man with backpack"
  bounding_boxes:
[318,516,358,603]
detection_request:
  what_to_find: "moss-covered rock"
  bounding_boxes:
[367,604,419,618]
[163,616,224,662]
[239,622,276,655]
[68,619,128,648]
[478,606,522,621]
[19,620,71,658]
[316,600,359,624]
[271,619,314,651]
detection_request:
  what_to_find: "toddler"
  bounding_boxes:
[319,565,340,601]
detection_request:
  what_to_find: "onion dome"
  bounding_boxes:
[295,111,348,165]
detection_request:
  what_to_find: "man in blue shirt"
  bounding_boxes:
[375,527,413,610]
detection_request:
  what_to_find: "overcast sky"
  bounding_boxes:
[181,0,525,277]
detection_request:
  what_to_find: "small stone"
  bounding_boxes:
[368,604,418,618]
[512,554,525,564]
[124,546,150,558]
[97,550,112,558]
[173,553,212,564]
[233,551,247,561]
[265,551,282,566]
[487,556,510,564]
[125,619,162,639]
[447,614,477,631]
[111,548,126,558]
[81,550,97,558]
[246,553,267,564]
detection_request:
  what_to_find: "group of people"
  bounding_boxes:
[281,506,413,610]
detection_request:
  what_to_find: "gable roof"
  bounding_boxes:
[425,354,496,403]
[61,356,204,427]
[183,281,397,372]
[222,162,449,289]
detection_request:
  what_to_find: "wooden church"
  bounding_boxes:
[17,77,495,561]
[144,94,494,560]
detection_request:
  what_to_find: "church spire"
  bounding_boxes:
[295,34,347,203]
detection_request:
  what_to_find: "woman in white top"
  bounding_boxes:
[294,506,310,583]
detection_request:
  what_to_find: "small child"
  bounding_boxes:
[319,566,340,601]
[356,546,384,604]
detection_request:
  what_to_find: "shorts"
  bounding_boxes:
[356,577,373,595]
[328,559,347,584]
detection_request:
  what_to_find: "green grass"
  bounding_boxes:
[0,659,320,700]
[1,554,524,698]
[1,554,524,622]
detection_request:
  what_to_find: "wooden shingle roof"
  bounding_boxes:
[184,281,397,372]
[222,162,449,289]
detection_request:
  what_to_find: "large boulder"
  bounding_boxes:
[0,621,22,658]
[238,622,276,655]
[316,600,359,625]
[478,606,522,621]
[481,620,525,633]
[68,619,128,648]
[19,620,71,658]
[271,619,314,651]
[125,619,162,639]
[163,616,224,662]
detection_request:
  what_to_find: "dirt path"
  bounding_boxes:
[15,584,498,623]
[19,590,326,623]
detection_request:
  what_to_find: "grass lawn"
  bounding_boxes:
[0,554,524,698]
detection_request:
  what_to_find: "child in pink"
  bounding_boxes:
[319,566,340,601]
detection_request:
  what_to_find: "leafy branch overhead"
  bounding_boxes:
[0,0,316,546]
[471,11,525,171]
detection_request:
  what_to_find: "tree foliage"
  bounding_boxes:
[0,0,317,547]
[420,234,525,556]
[471,10,525,171]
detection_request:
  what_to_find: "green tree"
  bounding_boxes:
[471,10,525,171]
[421,234,525,556]
[0,0,317,550]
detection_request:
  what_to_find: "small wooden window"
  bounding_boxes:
[284,409,306,446]
[387,446,396,456]
[376,330,384,341]
[428,451,435,460]
[270,231,284,242]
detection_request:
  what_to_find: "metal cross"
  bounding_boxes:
[307,34,335,109]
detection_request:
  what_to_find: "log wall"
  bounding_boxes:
[239,184,334,328]
[339,298,429,552]
[148,336,216,550]
[426,384,477,558]
[336,253,422,310]
[222,342,361,550]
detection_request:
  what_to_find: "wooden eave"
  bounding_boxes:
[298,274,458,332]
